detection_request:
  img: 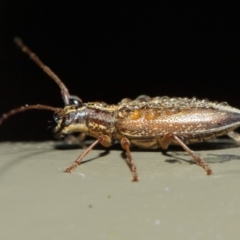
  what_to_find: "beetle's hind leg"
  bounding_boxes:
[228,131,240,142]
[121,138,139,182]
[160,133,213,175]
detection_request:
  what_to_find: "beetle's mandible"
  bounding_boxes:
[1,38,240,181]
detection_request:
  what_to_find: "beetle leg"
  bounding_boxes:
[64,135,110,173]
[64,133,86,148]
[121,138,139,182]
[160,133,212,175]
[228,131,240,142]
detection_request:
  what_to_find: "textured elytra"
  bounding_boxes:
[114,95,240,143]
[118,95,233,111]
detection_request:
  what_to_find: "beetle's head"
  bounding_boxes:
[53,104,88,138]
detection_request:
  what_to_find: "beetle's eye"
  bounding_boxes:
[69,96,82,106]
[53,113,61,123]
[64,112,75,126]
[69,99,80,106]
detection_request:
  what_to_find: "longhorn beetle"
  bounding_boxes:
[1,37,240,181]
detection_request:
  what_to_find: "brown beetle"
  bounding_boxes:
[1,38,240,181]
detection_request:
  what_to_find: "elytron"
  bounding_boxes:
[1,38,240,181]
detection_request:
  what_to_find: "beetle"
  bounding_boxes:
[1,37,240,181]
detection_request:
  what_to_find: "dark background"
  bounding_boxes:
[0,1,240,141]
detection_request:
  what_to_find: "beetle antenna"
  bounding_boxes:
[13,37,80,105]
[0,104,64,126]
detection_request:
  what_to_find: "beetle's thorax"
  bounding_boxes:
[54,102,118,139]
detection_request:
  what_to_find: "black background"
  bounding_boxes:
[0,1,240,141]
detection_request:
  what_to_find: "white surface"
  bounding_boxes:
[0,141,240,240]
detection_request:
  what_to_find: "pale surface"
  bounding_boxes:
[0,140,240,240]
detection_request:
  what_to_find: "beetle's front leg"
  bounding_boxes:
[121,138,139,182]
[64,135,111,173]
[64,133,86,147]
[160,133,213,175]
